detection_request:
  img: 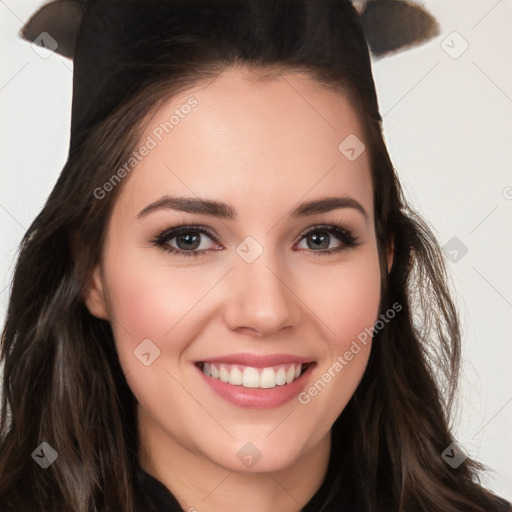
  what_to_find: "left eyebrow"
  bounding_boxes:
[289,196,368,220]
[136,195,368,220]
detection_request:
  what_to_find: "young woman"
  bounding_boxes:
[1,1,510,511]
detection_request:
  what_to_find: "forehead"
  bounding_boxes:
[117,67,373,219]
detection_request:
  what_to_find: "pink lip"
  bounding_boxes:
[195,353,314,368]
[194,359,316,410]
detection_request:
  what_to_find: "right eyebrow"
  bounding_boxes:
[137,196,236,219]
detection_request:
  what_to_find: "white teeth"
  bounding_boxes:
[242,367,260,388]
[201,362,306,388]
[228,366,243,385]
[276,367,286,385]
[219,366,229,382]
[260,368,277,388]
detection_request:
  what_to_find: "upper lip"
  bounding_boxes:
[196,353,315,368]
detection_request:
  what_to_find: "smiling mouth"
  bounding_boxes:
[195,361,315,389]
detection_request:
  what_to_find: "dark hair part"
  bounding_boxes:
[1,1,510,511]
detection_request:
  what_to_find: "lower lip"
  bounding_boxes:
[195,364,315,409]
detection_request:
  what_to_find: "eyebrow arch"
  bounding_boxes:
[137,195,368,220]
[137,196,236,219]
[290,196,368,219]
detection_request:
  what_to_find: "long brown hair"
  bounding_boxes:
[1,1,510,511]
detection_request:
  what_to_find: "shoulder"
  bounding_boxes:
[133,465,184,512]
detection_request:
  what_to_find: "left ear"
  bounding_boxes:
[83,264,110,320]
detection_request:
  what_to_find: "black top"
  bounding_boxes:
[133,445,362,512]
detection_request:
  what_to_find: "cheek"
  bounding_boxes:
[290,246,382,449]
[297,246,382,352]
[105,265,172,340]
[331,260,381,348]
[100,247,213,368]
[99,250,216,415]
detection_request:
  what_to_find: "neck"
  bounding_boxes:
[137,406,331,512]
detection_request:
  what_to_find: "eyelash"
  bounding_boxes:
[150,221,359,258]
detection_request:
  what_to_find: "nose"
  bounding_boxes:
[222,252,300,337]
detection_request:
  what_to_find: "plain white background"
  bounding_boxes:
[1,0,511,502]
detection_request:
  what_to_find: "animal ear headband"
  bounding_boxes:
[18,0,439,153]
[21,0,439,59]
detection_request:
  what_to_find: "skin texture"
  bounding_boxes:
[85,67,392,512]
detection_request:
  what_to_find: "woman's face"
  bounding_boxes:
[85,67,388,473]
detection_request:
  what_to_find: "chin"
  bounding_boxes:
[197,430,321,474]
